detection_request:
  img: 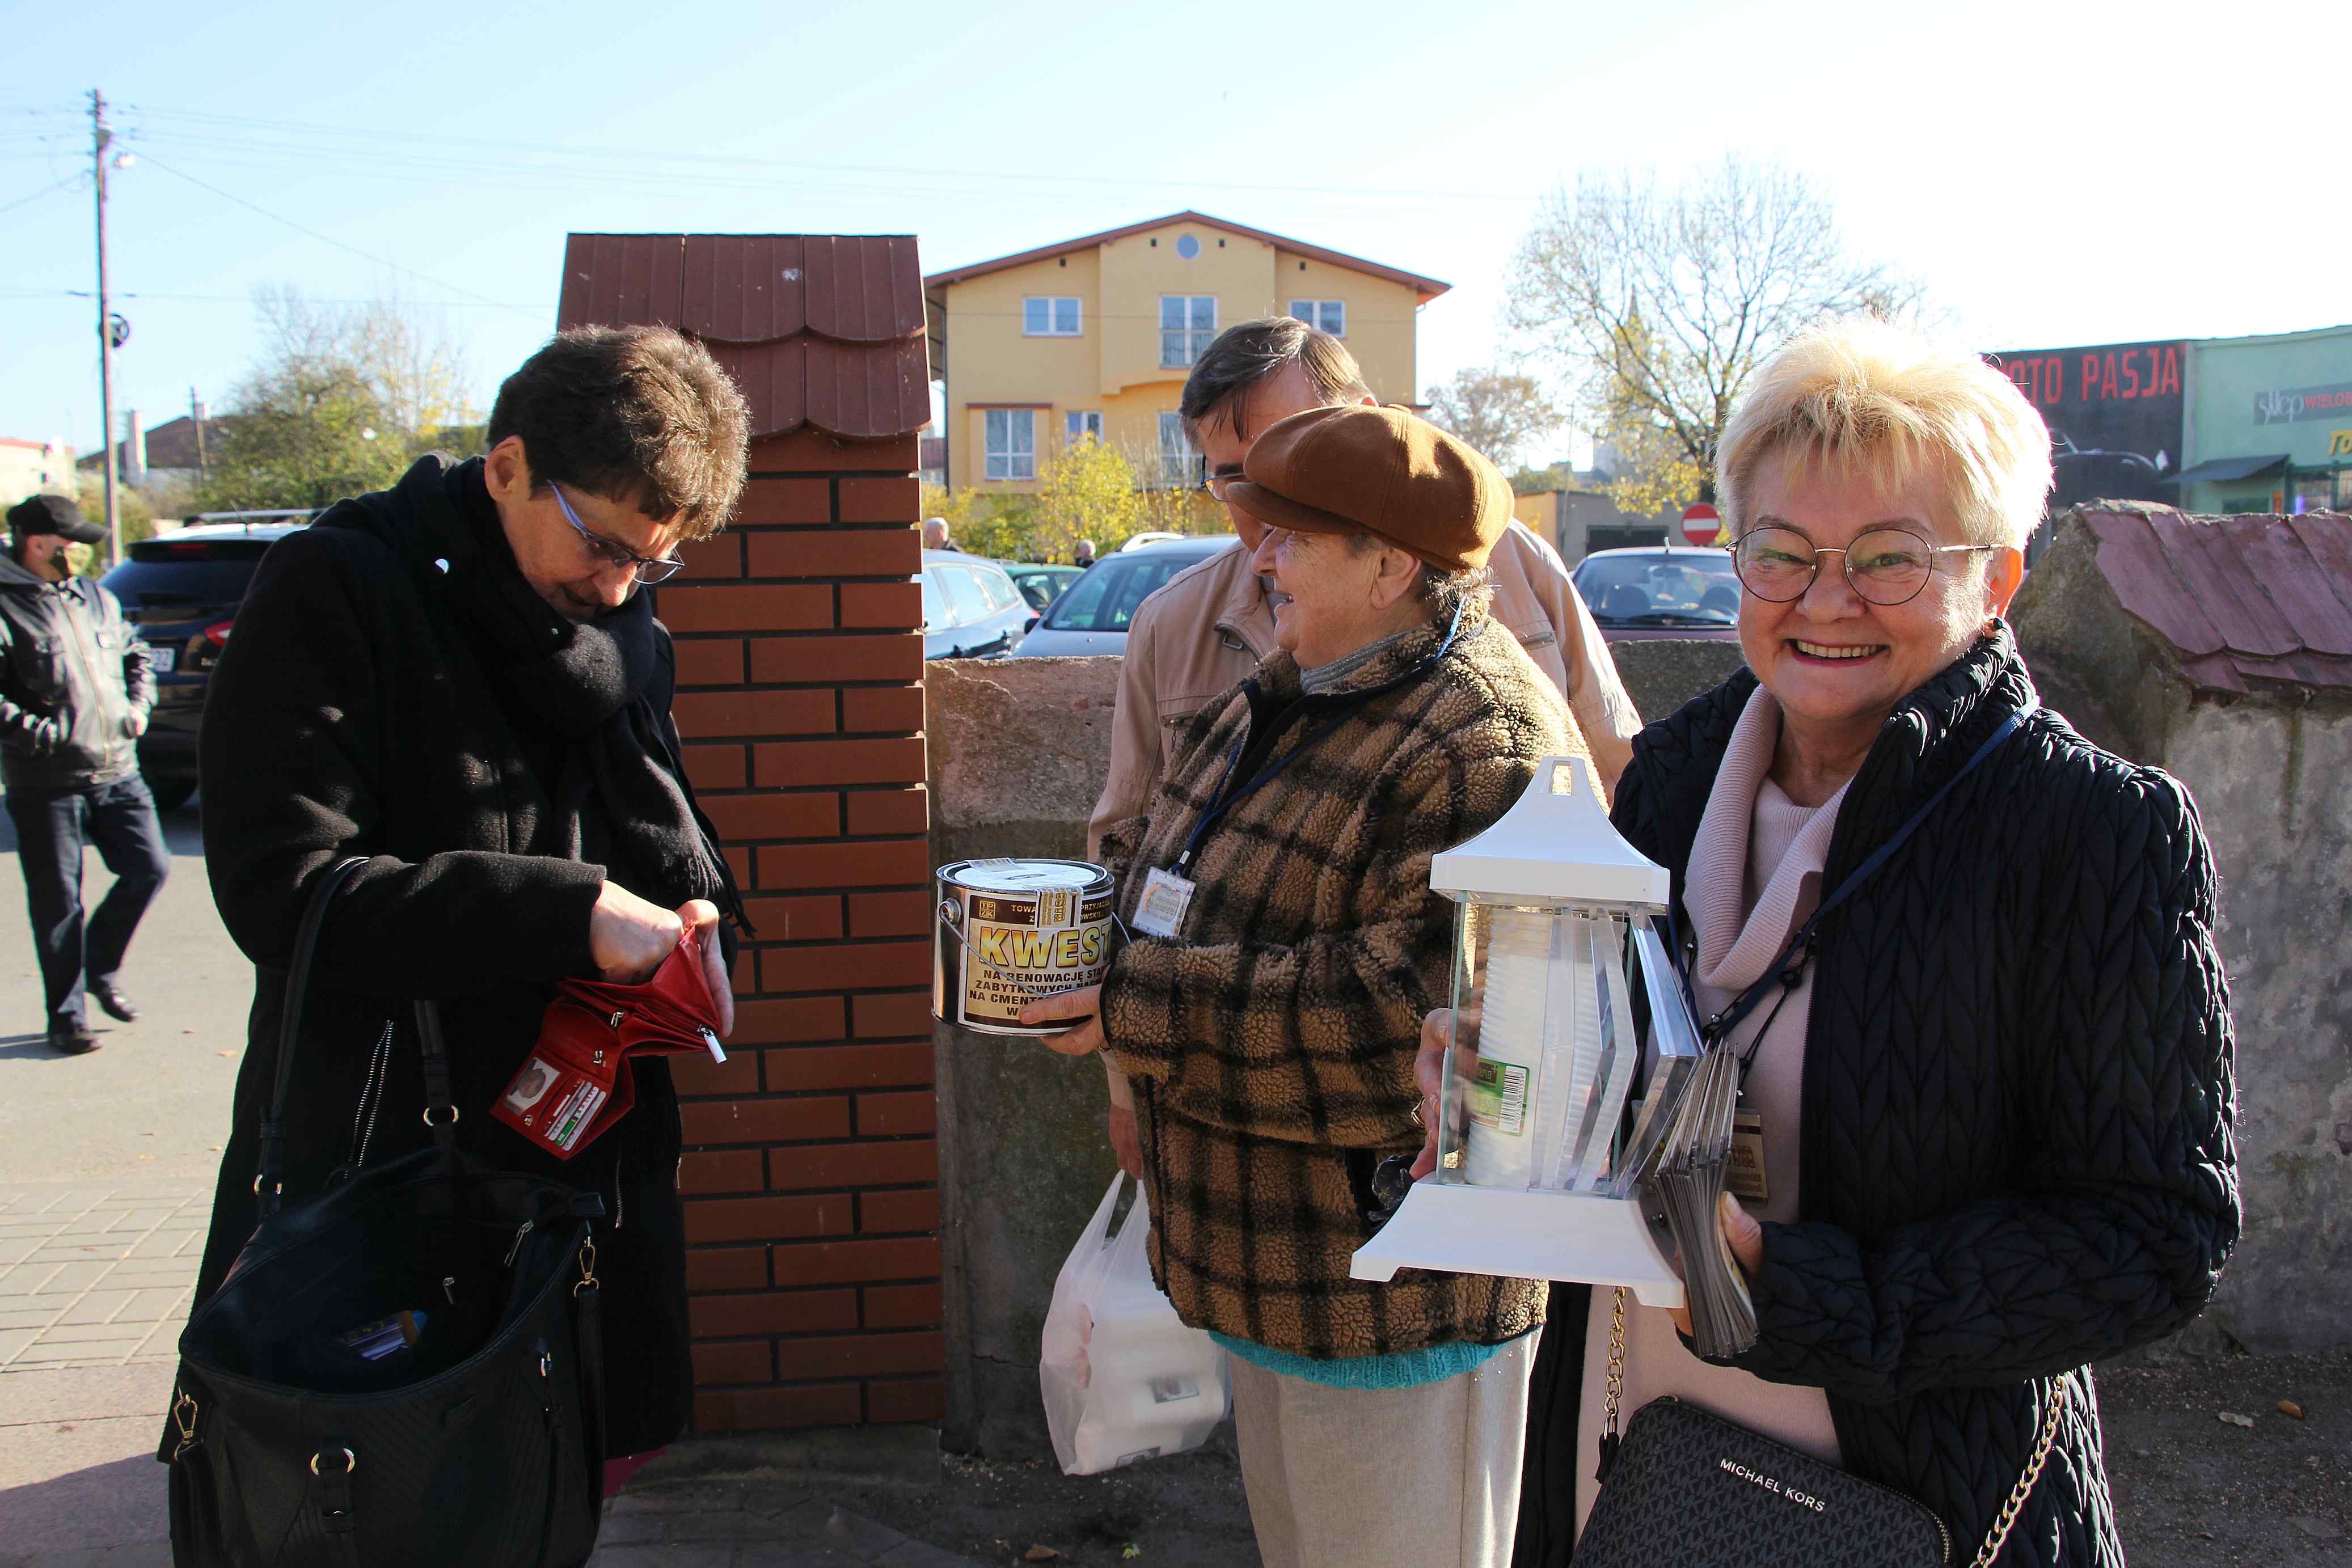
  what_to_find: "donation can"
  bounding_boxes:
[934,858,1117,1036]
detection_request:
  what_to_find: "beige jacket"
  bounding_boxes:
[1086,521,1638,860]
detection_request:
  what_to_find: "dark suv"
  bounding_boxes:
[99,513,311,809]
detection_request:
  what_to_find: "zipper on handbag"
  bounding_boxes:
[504,1219,535,1267]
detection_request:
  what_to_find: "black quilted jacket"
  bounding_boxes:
[1518,629,2238,1567]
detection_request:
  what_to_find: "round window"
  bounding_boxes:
[1175,234,1202,260]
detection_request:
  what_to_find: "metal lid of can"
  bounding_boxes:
[944,857,1104,893]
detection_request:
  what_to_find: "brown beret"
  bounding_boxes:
[1225,404,1514,573]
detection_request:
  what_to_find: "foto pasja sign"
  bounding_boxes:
[1983,340,2186,509]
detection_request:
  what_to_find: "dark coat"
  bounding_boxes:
[1518,629,2238,1568]
[0,554,154,791]
[183,458,700,1456]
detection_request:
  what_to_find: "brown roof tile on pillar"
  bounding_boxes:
[560,231,936,1431]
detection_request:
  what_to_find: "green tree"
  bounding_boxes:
[1505,157,1922,505]
[197,285,480,512]
[1029,437,1146,559]
[73,476,156,561]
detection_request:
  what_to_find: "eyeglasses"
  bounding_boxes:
[1202,465,1243,500]
[548,483,684,584]
[1730,525,1998,606]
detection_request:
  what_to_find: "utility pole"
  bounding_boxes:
[90,88,120,567]
[191,386,208,484]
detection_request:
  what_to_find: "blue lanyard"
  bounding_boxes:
[1172,602,1468,876]
[1666,698,2037,1054]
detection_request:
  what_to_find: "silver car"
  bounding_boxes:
[1008,536,1239,657]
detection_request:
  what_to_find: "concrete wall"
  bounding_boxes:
[2012,517,2352,1353]
[925,641,1747,1455]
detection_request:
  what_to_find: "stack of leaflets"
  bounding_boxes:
[1644,1038,1758,1358]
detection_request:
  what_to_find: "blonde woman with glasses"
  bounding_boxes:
[1486,319,2237,1568]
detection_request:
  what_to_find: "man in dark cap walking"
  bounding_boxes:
[0,493,166,1054]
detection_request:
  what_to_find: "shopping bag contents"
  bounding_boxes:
[1039,1174,1228,1475]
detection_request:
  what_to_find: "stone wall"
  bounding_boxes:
[925,640,1745,1455]
[2013,522,2352,1353]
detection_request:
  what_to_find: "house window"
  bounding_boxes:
[1160,295,1217,368]
[1289,299,1346,336]
[1158,411,1201,485]
[1024,296,1082,336]
[1066,411,1103,444]
[984,408,1036,481]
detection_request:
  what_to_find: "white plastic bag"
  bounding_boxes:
[1039,1173,1230,1475]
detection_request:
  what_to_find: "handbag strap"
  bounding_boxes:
[257,856,459,1215]
[1599,1286,2072,1567]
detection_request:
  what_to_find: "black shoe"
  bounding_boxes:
[48,1025,100,1055]
[91,982,138,1023]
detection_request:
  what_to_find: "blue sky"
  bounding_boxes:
[3,0,2342,469]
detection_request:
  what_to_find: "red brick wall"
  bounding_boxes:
[657,428,941,1430]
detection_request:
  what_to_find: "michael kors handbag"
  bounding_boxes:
[1574,1288,2068,1568]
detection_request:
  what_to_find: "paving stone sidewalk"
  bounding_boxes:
[0,1184,208,1371]
[589,1480,981,1566]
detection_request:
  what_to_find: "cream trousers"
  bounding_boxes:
[1228,1330,1538,1568]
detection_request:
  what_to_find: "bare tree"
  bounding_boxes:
[250,283,476,441]
[1423,367,1564,472]
[1506,157,1923,505]
[199,285,482,512]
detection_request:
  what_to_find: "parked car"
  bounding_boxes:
[1121,531,1189,552]
[1010,536,1238,657]
[99,513,315,810]
[1571,546,1743,643]
[1000,561,1084,612]
[922,550,1034,659]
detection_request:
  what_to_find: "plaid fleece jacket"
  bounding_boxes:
[1100,610,1578,1361]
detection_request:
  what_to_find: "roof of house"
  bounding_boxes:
[555,234,932,442]
[75,415,210,474]
[2079,505,2352,692]
[922,211,1451,305]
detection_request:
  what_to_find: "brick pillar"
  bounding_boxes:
[657,428,943,1430]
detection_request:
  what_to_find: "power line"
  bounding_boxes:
[119,103,1543,205]
[1,286,534,309]
[134,153,546,321]
[0,173,81,216]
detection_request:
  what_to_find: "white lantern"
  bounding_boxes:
[1350,755,1695,1307]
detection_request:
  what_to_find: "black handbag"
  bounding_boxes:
[167,857,611,1568]
[1576,1289,2068,1568]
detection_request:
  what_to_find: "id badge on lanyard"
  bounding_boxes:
[1132,867,1196,938]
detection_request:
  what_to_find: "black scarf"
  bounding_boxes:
[444,462,746,930]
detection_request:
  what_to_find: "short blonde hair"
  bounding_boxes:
[1717,318,2053,551]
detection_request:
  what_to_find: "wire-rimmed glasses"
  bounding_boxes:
[1730,525,1996,606]
[549,483,685,584]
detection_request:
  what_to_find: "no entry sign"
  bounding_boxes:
[1680,502,1721,547]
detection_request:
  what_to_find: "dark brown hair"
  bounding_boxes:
[1180,317,1372,444]
[487,325,750,539]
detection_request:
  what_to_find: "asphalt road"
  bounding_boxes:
[0,795,250,1187]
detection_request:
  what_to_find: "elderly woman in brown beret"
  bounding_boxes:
[1023,405,1584,1568]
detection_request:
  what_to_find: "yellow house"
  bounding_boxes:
[924,211,1448,494]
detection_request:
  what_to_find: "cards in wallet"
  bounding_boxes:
[493,927,728,1160]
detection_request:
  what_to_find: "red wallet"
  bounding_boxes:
[492,928,728,1160]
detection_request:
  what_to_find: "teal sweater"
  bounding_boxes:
[1212,1330,1525,1391]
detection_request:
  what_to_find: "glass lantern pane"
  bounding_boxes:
[1437,897,1644,1193]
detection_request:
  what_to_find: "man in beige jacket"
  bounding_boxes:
[1086,317,1640,1173]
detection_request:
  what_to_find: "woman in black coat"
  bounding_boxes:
[178,327,749,1469]
[1435,322,2236,1567]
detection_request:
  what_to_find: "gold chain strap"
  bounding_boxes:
[1603,1286,1627,1438]
[1969,1374,2070,1567]
[1602,1283,2070,1565]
